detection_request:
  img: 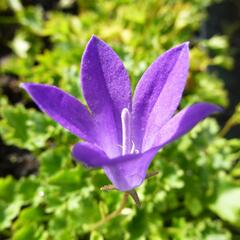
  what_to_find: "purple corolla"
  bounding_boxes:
[21,36,221,192]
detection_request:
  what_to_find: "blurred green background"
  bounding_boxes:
[0,0,240,239]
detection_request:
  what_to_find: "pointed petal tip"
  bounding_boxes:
[208,103,224,113]
[20,82,41,88]
[20,82,37,92]
[90,34,98,40]
[19,82,28,89]
[83,35,104,60]
[186,102,223,116]
[87,35,111,50]
[89,34,97,42]
[174,41,190,52]
[88,34,103,46]
[199,102,224,113]
[181,41,190,50]
[84,36,98,53]
[20,82,49,94]
[142,102,223,151]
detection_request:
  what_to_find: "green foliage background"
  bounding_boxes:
[0,0,240,239]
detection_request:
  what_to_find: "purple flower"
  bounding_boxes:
[21,36,221,192]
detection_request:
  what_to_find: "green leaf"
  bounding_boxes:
[13,224,37,240]
[128,210,148,239]
[8,0,23,11]
[15,207,45,227]
[0,177,25,230]
[16,6,44,34]
[17,177,39,202]
[206,35,229,51]
[48,167,83,192]
[39,146,71,176]
[0,198,23,230]
[90,231,104,240]
[0,103,57,151]
[185,195,203,216]
[0,176,15,202]
[210,181,240,227]
[67,195,101,231]
[10,33,30,58]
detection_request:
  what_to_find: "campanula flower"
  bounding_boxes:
[21,36,221,192]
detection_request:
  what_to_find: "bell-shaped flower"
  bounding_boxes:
[21,36,221,192]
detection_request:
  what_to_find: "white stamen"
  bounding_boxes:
[130,141,135,154]
[121,108,131,155]
[130,141,139,154]
[135,149,139,154]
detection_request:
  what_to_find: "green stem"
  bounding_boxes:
[88,192,129,231]
[219,118,235,137]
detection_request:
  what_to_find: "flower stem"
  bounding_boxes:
[219,118,235,137]
[146,170,159,179]
[88,192,129,231]
[100,184,116,191]
[128,189,141,208]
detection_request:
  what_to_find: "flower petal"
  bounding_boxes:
[81,36,132,157]
[21,83,95,142]
[72,141,158,191]
[73,103,221,190]
[103,148,158,191]
[142,103,222,151]
[132,43,189,150]
[72,142,109,167]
